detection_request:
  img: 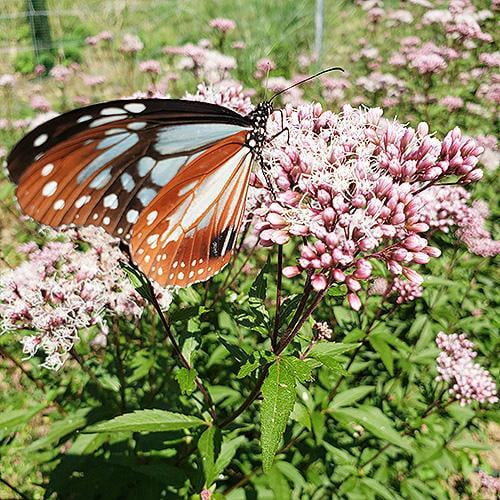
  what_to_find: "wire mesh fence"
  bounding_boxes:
[0,0,325,66]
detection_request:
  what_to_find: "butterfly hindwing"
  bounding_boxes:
[131,136,253,286]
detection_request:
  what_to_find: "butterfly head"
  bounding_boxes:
[246,101,273,154]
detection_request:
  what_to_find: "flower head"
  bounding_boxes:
[209,18,236,33]
[252,103,483,310]
[435,332,498,406]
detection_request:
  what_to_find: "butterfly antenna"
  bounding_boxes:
[269,66,344,102]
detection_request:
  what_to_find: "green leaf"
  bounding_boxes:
[309,342,359,374]
[361,477,399,500]
[267,465,291,498]
[275,461,306,490]
[214,435,246,478]
[285,356,313,383]
[88,409,206,433]
[311,411,326,445]
[261,358,297,472]
[198,426,221,486]
[331,406,412,451]
[310,342,360,357]
[0,404,46,438]
[330,386,375,408]
[369,334,394,375]
[237,350,273,379]
[67,433,108,455]
[176,367,197,395]
[249,256,270,300]
[26,408,91,452]
[120,262,154,302]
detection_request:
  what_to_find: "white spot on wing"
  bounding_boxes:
[128,121,147,130]
[100,107,127,115]
[42,181,57,197]
[124,102,146,113]
[103,193,118,209]
[178,181,197,196]
[89,115,124,127]
[75,195,91,208]
[103,216,110,225]
[120,172,135,192]
[53,199,65,210]
[41,163,54,176]
[34,134,48,147]
[126,209,139,223]
[89,168,112,189]
[77,115,92,123]
[146,210,158,225]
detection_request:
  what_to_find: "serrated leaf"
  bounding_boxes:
[237,350,273,379]
[331,406,411,451]
[88,409,206,433]
[284,356,313,383]
[176,367,197,395]
[330,386,374,408]
[261,358,297,472]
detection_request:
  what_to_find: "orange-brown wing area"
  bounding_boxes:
[130,135,253,287]
[14,121,251,242]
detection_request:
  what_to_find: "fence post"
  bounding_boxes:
[26,0,53,62]
[314,0,324,60]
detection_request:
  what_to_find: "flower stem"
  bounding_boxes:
[0,476,29,500]
[147,289,217,421]
[271,245,283,351]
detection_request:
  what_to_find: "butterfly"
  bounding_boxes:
[6,68,340,287]
[6,98,273,287]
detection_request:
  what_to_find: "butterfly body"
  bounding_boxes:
[7,98,273,286]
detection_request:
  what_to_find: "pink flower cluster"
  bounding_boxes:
[314,321,333,340]
[418,186,500,257]
[391,277,423,304]
[163,42,236,84]
[254,58,276,79]
[208,18,236,33]
[368,276,422,304]
[253,103,484,309]
[187,82,253,116]
[120,34,144,54]
[478,471,500,493]
[435,332,498,406]
[49,65,73,83]
[85,30,113,46]
[0,227,173,370]
[139,60,162,75]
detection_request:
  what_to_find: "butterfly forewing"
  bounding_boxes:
[7,98,256,286]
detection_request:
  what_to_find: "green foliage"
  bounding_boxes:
[89,410,207,433]
[0,1,499,498]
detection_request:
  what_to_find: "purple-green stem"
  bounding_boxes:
[270,245,283,351]
[147,288,217,421]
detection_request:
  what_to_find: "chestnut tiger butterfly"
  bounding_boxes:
[7,68,341,287]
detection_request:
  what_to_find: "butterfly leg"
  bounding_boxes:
[267,126,290,145]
